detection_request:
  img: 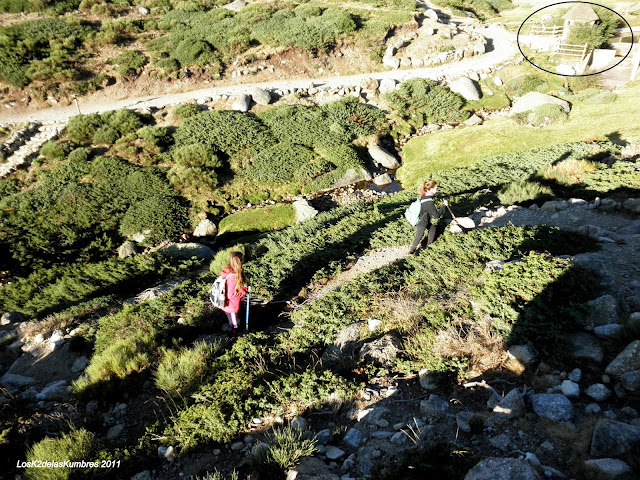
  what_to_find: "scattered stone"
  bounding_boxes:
[359,334,401,367]
[569,368,582,382]
[367,318,382,331]
[159,243,214,260]
[72,356,89,373]
[420,394,450,417]
[568,332,604,363]
[489,434,511,451]
[493,388,526,419]
[622,198,640,213]
[424,9,439,22]
[590,419,640,457]
[360,78,378,92]
[449,77,482,101]
[620,370,640,391]
[464,114,483,126]
[131,471,152,480]
[586,383,612,402]
[586,403,602,414]
[223,0,247,12]
[118,241,137,259]
[231,441,244,451]
[561,380,580,399]
[36,380,69,401]
[291,416,308,431]
[251,87,271,105]
[379,78,397,93]
[107,424,125,440]
[343,428,364,449]
[606,340,640,376]
[138,6,150,15]
[1,312,25,325]
[584,458,632,478]
[511,92,571,114]
[232,94,251,112]
[368,145,400,169]
[293,199,319,223]
[493,76,503,86]
[594,324,623,339]
[464,457,542,480]
[0,373,36,388]
[315,429,333,445]
[418,369,439,391]
[383,56,400,69]
[529,394,573,421]
[582,295,619,331]
[508,345,536,364]
[373,173,392,186]
[325,446,345,460]
[193,219,218,237]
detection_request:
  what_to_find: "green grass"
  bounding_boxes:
[217,203,296,238]
[398,82,640,187]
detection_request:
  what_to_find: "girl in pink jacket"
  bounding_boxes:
[220,251,248,331]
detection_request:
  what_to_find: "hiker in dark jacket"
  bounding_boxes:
[409,180,447,254]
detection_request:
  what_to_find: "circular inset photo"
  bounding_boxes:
[517,2,634,76]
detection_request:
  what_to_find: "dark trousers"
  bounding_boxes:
[410,221,436,251]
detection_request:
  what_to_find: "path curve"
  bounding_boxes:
[0,25,519,125]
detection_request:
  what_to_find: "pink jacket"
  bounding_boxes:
[220,266,248,314]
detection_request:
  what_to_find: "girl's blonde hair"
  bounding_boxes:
[418,180,437,197]
[227,252,247,294]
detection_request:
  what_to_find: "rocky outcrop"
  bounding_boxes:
[511,92,571,114]
[449,77,482,101]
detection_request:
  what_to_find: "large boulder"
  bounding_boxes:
[590,419,640,458]
[250,87,271,106]
[193,219,218,238]
[223,0,247,12]
[465,457,541,480]
[605,340,640,376]
[581,295,618,331]
[232,94,251,112]
[529,394,573,421]
[383,56,400,69]
[359,334,402,367]
[126,278,185,304]
[567,332,604,363]
[293,199,318,223]
[511,92,570,114]
[449,77,482,101]
[330,167,372,189]
[118,241,137,259]
[36,380,70,401]
[584,458,632,478]
[423,9,440,22]
[379,78,397,93]
[493,388,526,419]
[368,145,400,169]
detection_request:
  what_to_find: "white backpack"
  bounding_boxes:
[210,275,230,309]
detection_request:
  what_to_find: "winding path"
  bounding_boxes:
[0,24,519,125]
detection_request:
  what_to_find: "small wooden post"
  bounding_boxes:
[73,97,81,115]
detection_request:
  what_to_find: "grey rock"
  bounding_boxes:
[590,419,640,457]
[1,373,36,388]
[493,76,503,86]
[594,324,623,339]
[568,368,582,382]
[126,278,185,304]
[493,388,526,418]
[489,434,511,451]
[131,471,152,480]
[382,56,400,69]
[379,78,397,93]
[605,340,640,376]
[561,380,580,399]
[400,57,412,68]
[293,199,319,223]
[584,458,632,478]
[540,200,558,212]
[231,441,244,451]
[424,9,439,22]
[251,87,271,106]
[159,243,214,259]
[373,173,392,186]
[291,416,308,431]
[418,369,439,391]
[287,457,340,480]
[456,411,477,433]
[508,345,536,364]
[582,295,618,331]
[356,405,389,425]
[72,356,89,373]
[368,145,400,169]
[232,94,251,112]
[623,198,640,213]
[568,332,604,363]
[464,114,483,126]
[530,394,573,421]
[585,383,612,401]
[449,77,482,101]
[420,394,450,417]
[118,241,137,259]
[193,219,218,237]
[223,0,247,12]
[464,457,541,480]
[620,370,640,391]
[343,428,364,449]
[107,423,125,440]
[390,431,407,445]
[325,446,345,460]
[36,380,69,401]
[511,92,571,114]
[1,312,25,325]
[586,403,602,414]
[315,429,333,445]
[330,168,372,189]
[359,334,401,367]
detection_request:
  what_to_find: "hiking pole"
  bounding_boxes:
[245,286,251,332]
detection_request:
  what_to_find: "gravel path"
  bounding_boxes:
[0,25,518,125]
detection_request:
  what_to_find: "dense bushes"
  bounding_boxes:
[119,195,190,245]
[383,78,468,132]
[0,155,184,271]
[65,110,144,144]
[26,428,93,480]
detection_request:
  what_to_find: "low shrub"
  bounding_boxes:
[112,50,147,77]
[25,427,94,480]
[497,180,553,205]
[529,104,568,126]
[119,195,191,245]
[217,204,296,238]
[171,103,201,119]
[254,426,317,476]
[504,74,546,97]
[537,158,600,185]
[584,92,617,104]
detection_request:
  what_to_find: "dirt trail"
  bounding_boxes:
[0,25,519,124]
